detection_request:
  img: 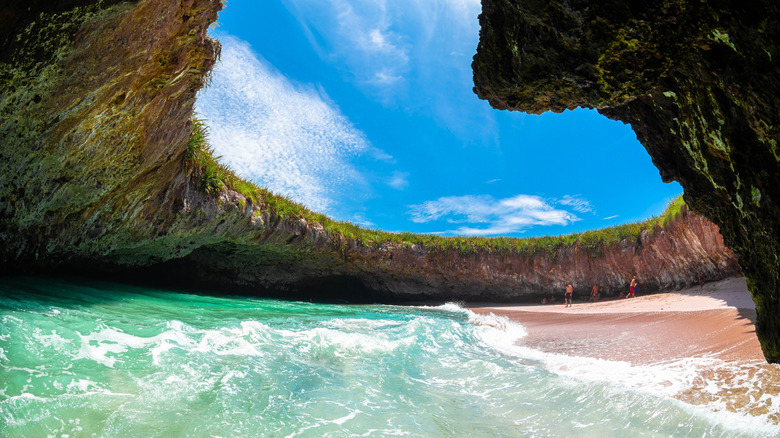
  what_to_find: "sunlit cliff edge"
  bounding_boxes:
[1,2,741,326]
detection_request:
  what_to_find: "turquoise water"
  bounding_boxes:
[1,276,778,437]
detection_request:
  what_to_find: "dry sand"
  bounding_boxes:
[470,277,763,364]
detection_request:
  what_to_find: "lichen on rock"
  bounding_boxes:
[1,0,222,266]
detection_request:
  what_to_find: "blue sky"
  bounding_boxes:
[195,0,683,238]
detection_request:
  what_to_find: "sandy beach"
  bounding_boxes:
[470,277,763,364]
[470,277,780,423]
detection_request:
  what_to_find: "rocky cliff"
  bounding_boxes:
[0,0,741,345]
[0,0,222,268]
[155,206,737,304]
[473,0,779,361]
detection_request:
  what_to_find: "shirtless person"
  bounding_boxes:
[564,284,573,307]
[628,276,637,298]
[589,284,599,302]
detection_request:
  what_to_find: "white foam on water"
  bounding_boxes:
[5,392,49,403]
[3,366,50,377]
[67,315,407,371]
[467,311,528,350]
[298,327,401,356]
[33,329,72,350]
[1,314,24,325]
[194,323,266,357]
[147,320,202,364]
[437,302,471,315]
[331,409,360,425]
[281,402,364,438]
[66,379,96,393]
[75,335,124,368]
[219,369,247,388]
[674,359,780,431]
[72,322,201,367]
[6,285,778,437]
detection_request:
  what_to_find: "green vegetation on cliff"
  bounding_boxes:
[184,118,330,218]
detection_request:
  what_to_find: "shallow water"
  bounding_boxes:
[1,276,778,437]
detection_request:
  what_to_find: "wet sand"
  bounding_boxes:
[469,277,763,364]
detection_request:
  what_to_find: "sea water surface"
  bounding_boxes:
[1,276,779,437]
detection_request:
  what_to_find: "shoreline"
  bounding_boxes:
[468,277,763,364]
[469,277,780,423]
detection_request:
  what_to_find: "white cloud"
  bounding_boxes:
[195,34,369,213]
[350,214,376,227]
[408,194,581,236]
[371,69,403,86]
[284,0,409,94]
[557,195,595,214]
[387,171,409,190]
[368,29,392,51]
[603,215,619,220]
[282,0,481,103]
[369,147,394,162]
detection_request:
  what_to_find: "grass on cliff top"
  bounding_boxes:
[185,118,687,256]
[319,196,686,257]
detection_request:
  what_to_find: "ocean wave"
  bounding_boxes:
[3,278,779,436]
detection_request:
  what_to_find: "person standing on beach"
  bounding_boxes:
[565,284,573,307]
[628,276,637,298]
[589,285,599,302]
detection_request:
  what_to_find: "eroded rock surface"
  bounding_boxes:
[473,0,779,361]
[1,0,222,267]
[159,207,738,304]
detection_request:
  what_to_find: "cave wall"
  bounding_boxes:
[473,0,779,360]
[346,208,740,303]
[0,0,222,268]
[147,208,738,304]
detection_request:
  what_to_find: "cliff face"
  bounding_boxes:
[162,208,737,303]
[473,1,779,360]
[1,0,222,267]
[0,0,740,342]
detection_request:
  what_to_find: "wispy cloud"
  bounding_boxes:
[603,215,619,220]
[284,0,410,95]
[282,0,481,104]
[557,195,595,214]
[369,147,394,162]
[350,214,376,227]
[387,171,409,190]
[195,34,369,213]
[408,194,581,236]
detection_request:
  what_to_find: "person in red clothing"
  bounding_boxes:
[628,276,637,298]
